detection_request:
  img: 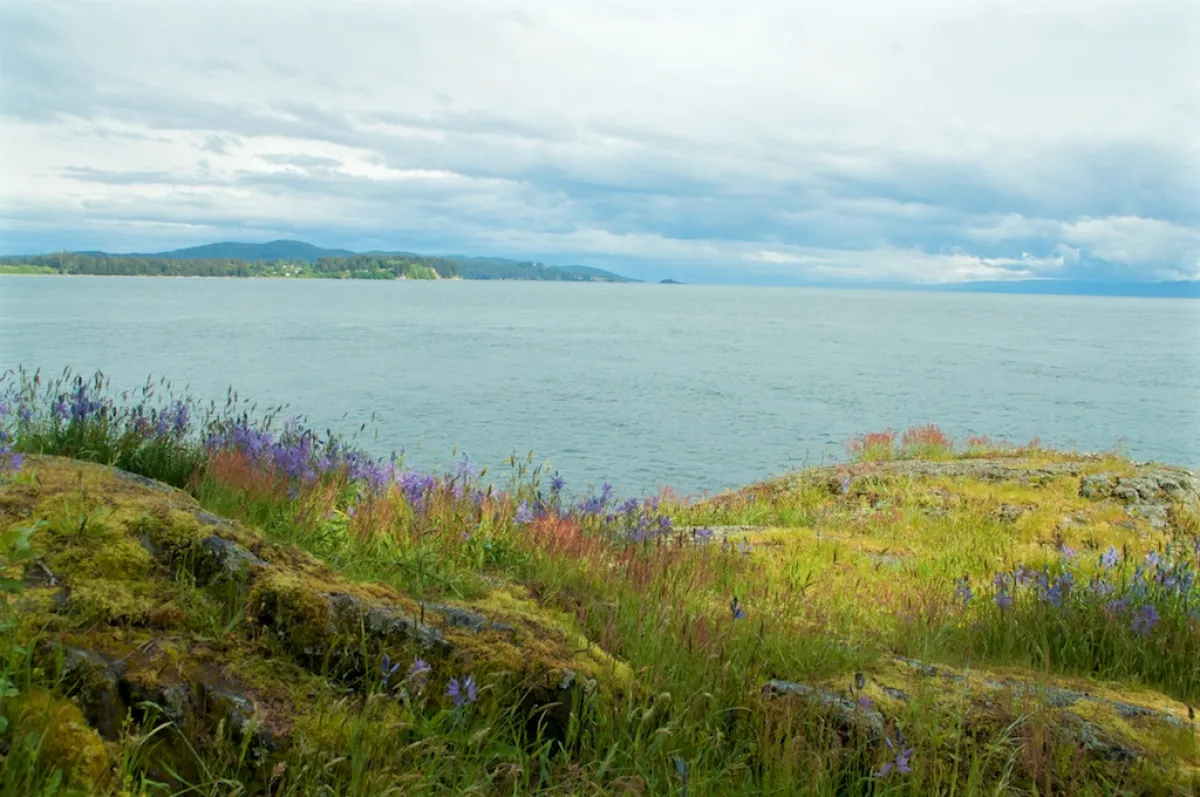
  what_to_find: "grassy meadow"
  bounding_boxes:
[0,368,1197,796]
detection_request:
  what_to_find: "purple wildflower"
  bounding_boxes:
[876,735,914,777]
[737,537,752,555]
[1100,546,1121,569]
[858,695,875,710]
[840,476,851,495]
[1130,605,1159,636]
[406,658,431,693]
[693,527,715,544]
[1105,598,1129,616]
[730,596,746,621]
[994,588,1013,610]
[955,576,973,605]
[1145,551,1162,570]
[447,674,478,707]
[514,500,535,525]
[455,456,478,482]
[17,406,32,424]
[617,497,639,515]
[380,653,403,690]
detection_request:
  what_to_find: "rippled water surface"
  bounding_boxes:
[2,276,1197,495]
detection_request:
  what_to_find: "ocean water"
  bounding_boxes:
[2,276,1198,496]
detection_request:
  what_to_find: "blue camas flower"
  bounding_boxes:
[447,674,478,707]
[406,658,431,693]
[1131,605,1160,636]
[876,735,913,777]
[955,575,973,605]
[380,653,403,690]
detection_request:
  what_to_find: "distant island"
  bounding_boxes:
[0,240,638,283]
[659,278,685,285]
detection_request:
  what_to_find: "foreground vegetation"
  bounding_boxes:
[1,369,1197,796]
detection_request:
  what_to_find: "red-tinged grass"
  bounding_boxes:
[846,429,898,462]
[961,433,1048,459]
[900,424,955,459]
[847,424,1067,463]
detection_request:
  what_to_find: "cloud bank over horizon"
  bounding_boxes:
[1,0,1197,284]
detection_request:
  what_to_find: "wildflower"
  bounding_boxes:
[737,537,752,555]
[167,400,190,435]
[1100,546,1121,569]
[406,658,431,693]
[1130,605,1159,636]
[617,497,639,516]
[730,596,746,621]
[17,406,32,424]
[858,695,875,711]
[876,735,913,777]
[455,456,478,482]
[994,588,1013,610]
[840,476,851,495]
[550,473,565,494]
[1105,598,1128,616]
[1045,582,1065,608]
[380,653,403,690]
[515,501,534,525]
[447,674,478,707]
[954,575,973,605]
[1145,551,1162,570]
[693,527,714,544]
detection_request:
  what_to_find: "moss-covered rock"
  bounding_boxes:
[7,688,112,792]
[2,456,631,791]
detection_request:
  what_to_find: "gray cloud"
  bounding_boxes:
[1,0,1197,283]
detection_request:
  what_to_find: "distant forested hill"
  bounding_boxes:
[0,240,638,282]
[139,240,354,261]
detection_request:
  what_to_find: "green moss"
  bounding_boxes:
[48,535,155,581]
[9,688,113,791]
[67,578,179,626]
[131,509,212,560]
[247,569,340,655]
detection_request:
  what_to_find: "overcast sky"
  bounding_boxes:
[1,0,1197,284]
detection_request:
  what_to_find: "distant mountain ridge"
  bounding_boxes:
[136,240,355,261]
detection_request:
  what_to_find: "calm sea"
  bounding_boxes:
[2,276,1197,496]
